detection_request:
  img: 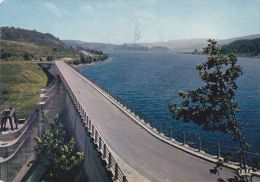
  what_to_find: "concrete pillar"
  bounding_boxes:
[114,163,119,180]
[198,137,201,152]
[217,143,221,159]
[103,144,107,158]
[108,153,112,168]
[182,132,186,145]
[169,128,172,140]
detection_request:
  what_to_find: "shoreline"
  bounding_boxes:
[179,52,260,59]
[72,62,95,69]
[71,55,110,69]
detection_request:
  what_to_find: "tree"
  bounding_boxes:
[23,53,32,61]
[47,55,54,62]
[35,115,84,181]
[169,40,249,180]
[80,53,86,63]
[0,50,11,59]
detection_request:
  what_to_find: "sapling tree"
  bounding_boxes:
[169,40,248,178]
[35,115,84,181]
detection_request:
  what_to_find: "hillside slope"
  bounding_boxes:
[0,27,77,61]
[1,27,63,47]
[221,38,260,56]
[0,61,48,117]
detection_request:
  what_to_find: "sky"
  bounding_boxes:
[0,0,260,44]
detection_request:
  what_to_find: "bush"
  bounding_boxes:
[35,116,84,181]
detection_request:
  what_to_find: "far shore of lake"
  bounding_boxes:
[179,52,260,59]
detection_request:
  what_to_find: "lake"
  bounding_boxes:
[80,51,260,156]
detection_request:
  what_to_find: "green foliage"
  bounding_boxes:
[85,49,109,59]
[23,53,32,61]
[35,116,84,181]
[99,53,109,61]
[0,61,48,118]
[0,50,12,59]
[47,55,54,62]
[80,53,92,64]
[72,52,108,66]
[169,40,248,176]
[73,60,80,65]
[170,39,243,135]
[221,38,260,56]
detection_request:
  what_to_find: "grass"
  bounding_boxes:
[0,61,48,118]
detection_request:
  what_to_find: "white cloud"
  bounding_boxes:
[45,2,59,15]
[0,0,4,5]
[45,2,70,19]
[80,3,94,15]
[134,10,157,20]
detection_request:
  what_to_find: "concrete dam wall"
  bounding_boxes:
[0,70,114,182]
[62,84,112,182]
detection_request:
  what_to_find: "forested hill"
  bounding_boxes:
[0,27,77,61]
[1,27,64,47]
[221,38,260,57]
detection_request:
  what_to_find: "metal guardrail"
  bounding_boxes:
[65,63,260,172]
[55,64,128,182]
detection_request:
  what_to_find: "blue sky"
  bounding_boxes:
[0,0,260,44]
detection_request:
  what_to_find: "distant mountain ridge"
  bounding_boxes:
[62,40,117,51]
[63,40,169,51]
[63,34,260,53]
[142,34,260,52]
[141,38,209,52]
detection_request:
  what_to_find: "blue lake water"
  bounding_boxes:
[80,51,260,155]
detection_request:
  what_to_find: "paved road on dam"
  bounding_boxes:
[55,60,258,182]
